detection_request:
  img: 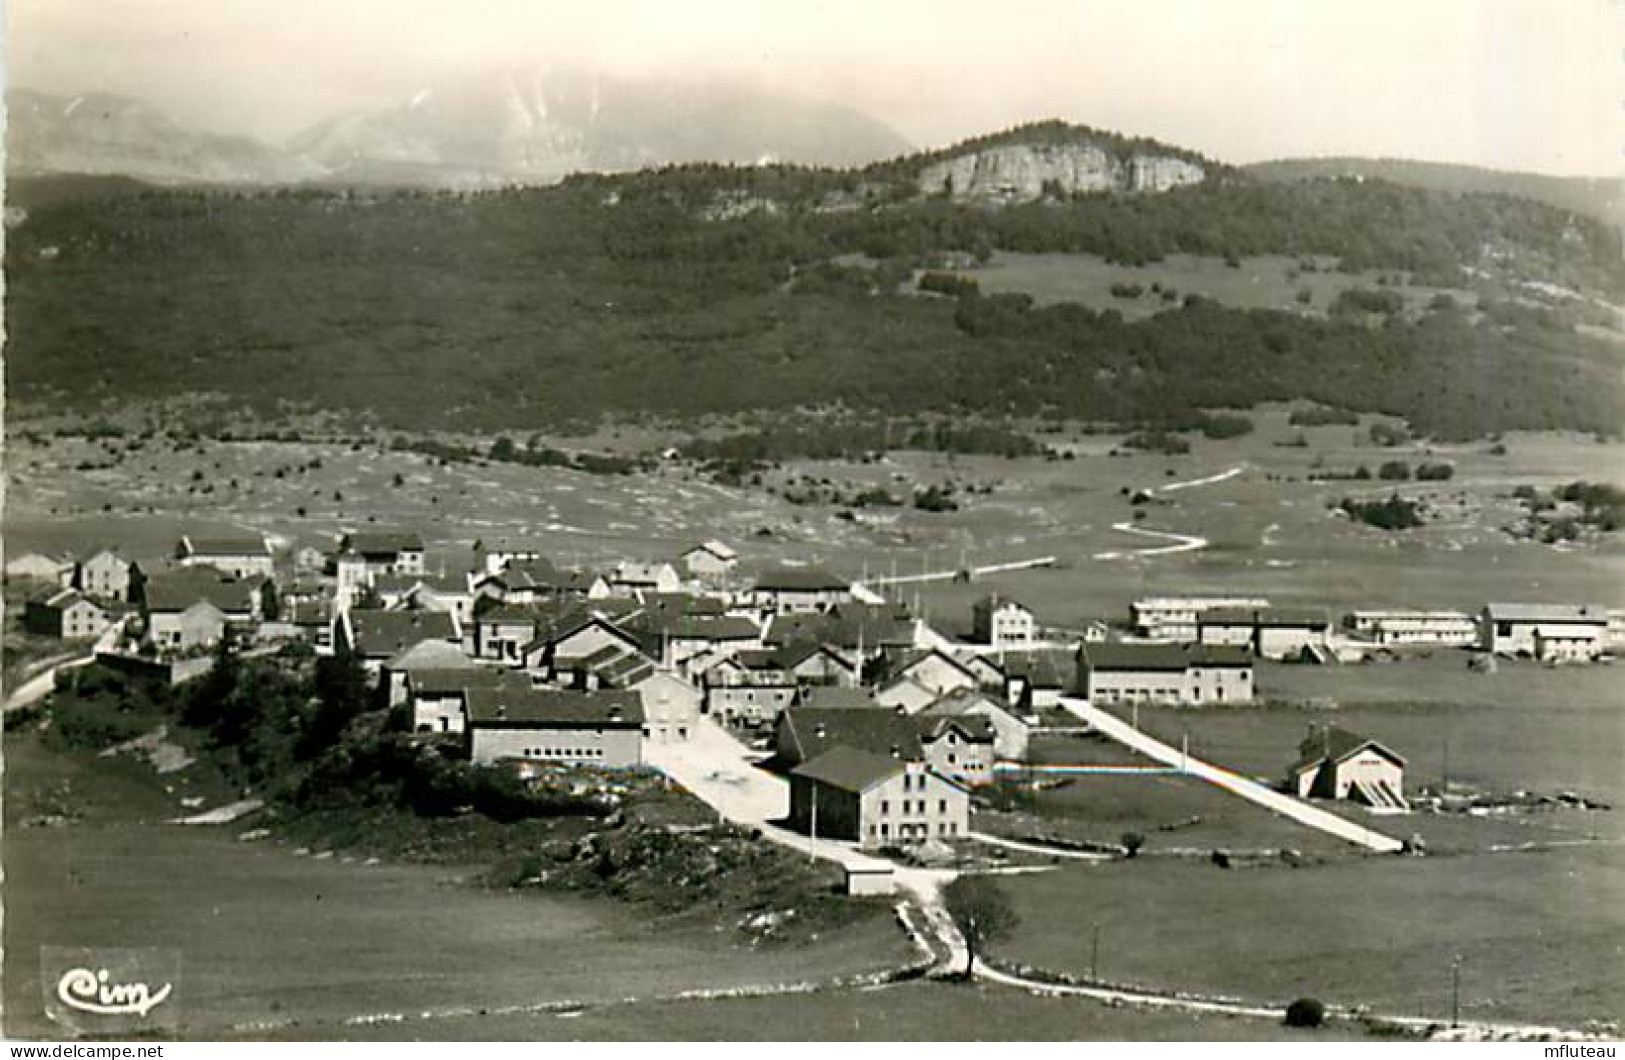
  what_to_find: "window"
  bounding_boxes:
[881,800,889,814]
[938,799,947,814]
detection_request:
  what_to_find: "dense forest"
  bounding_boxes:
[7,123,1624,438]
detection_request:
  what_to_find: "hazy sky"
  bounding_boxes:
[7,0,1620,175]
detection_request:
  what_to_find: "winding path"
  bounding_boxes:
[1093,464,1246,560]
[1093,521,1208,560]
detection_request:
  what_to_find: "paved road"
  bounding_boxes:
[1056,696,1404,853]
[644,718,966,966]
[3,620,128,714]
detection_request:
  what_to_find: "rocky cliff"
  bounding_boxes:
[917,142,1206,203]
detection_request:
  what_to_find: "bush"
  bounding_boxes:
[1122,430,1189,455]
[1289,406,1358,427]
[1340,493,1424,531]
[1415,462,1455,481]
[1199,413,1254,439]
[1377,461,1411,481]
[1284,997,1326,1028]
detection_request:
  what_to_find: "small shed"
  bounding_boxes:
[1288,727,1408,812]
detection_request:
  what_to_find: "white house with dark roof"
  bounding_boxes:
[751,567,852,615]
[681,540,738,582]
[787,748,968,849]
[76,548,140,602]
[1287,727,1408,811]
[1480,603,1609,661]
[1198,607,1331,660]
[338,607,461,674]
[1077,643,1254,705]
[466,686,644,767]
[24,588,110,641]
[923,687,1031,761]
[337,531,426,579]
[177,533,274,580]
[972,594,1035,650]
[608,560,682,597]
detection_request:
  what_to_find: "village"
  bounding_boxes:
[9,524,1623,897]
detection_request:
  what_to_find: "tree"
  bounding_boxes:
[942,875,1019,978]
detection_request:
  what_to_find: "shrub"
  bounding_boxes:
[1415,462,1455,481]
[1121,832,1145,858]
[1284,997,1326,1028]
[1377,461,1411,481]
[1199,413,1254,439]
[1289,406,1358,427]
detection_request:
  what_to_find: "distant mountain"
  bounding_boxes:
[7,74,912,188]
[1248,157,1624,230]
[287,68,913,186]
[6,89,320,185]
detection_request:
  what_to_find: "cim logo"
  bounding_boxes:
[42,947,180,1034]
[57,966,172,1017]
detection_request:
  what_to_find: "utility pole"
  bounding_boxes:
[1451,955,1462,1028]
[1442,736,1451,795]
[1091,923,1102,981]
[1182,730,1189,773]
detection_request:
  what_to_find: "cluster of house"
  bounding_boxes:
[12,530,1618,844]
[1128,595,1625,665]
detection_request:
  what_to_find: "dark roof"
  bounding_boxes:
[790,746,905,792]
[375,572,469,595]
[385,638,474,671]
[630,613,760,642]
[182,533,270,558]
[1188,645,1254,667]
[1292,727,1407,774]
[1001,650,1074,687]
[798,686,880,710]
[283,598,333,625]
[340,531,425,555]
[915,714,998,744]
[408,667,513,696]
[640,592,729,618]
[466,686,643,728]
[754,567,848,592]
[29,588,97,611]
[766,603,914,650]
[346,608,458,657]
[780,707,925,763]
[974,593,1028,612]
[1080,643,1251,672]
[922,687,1021,722]
[144,568,257,614]
[1202,607,1329,629]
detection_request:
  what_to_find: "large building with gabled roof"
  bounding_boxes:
[787,748,968,849]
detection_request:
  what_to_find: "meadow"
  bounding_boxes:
[991,845,1625,1029]
[1,733,911,1039]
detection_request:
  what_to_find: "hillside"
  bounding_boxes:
[1248,157,1625,231]
[6,122,1624,440]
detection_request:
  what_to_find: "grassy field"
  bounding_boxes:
[1113,654,1625,820]
[8,410,1623,639]
[941,252,1479,322]
[991,847,1625,1029]
[276,979,1371,1042]
[1,733,913,1040]
[977,771,1363,861]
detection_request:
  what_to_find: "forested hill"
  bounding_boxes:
[1247,157,1625,231]
[6,122,1624,440]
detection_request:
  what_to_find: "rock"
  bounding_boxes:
[917,142,1204,205]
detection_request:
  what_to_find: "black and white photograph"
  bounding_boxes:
[1,0,1621,1045]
